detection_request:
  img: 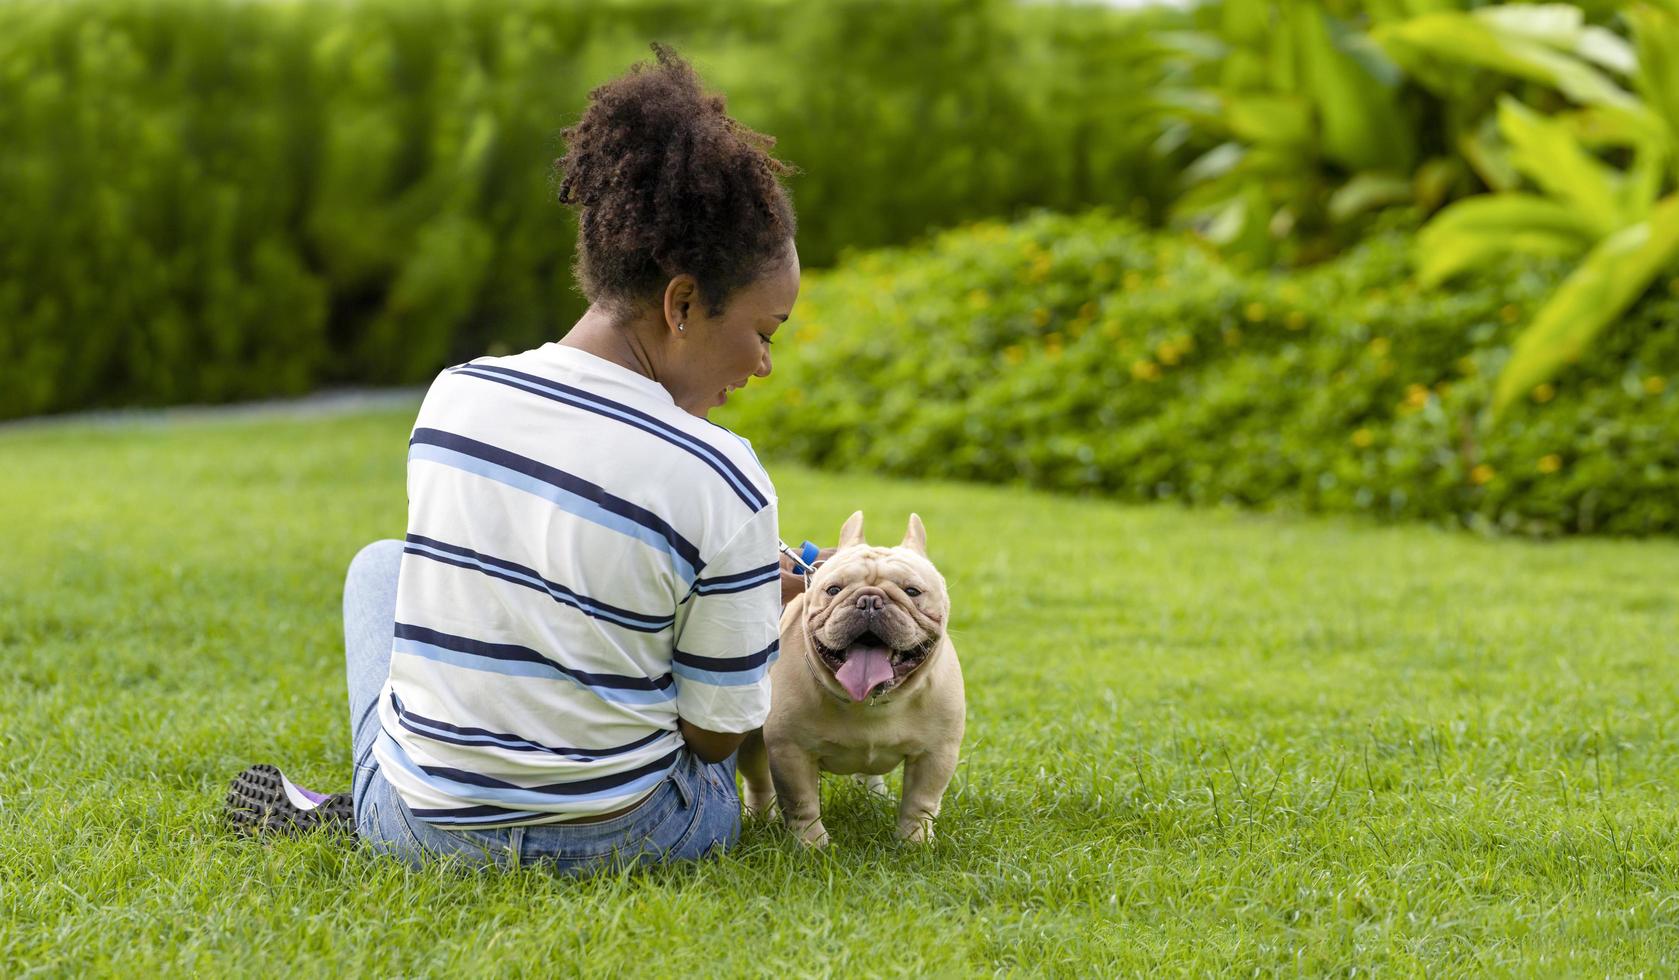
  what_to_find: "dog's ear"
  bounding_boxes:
[837,510,866,550]
[900,513,927,556]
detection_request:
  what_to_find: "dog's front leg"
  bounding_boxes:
[897,746,958,843]
[767,742,828,847]
[736,729,775,818]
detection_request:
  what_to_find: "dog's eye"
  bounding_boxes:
[904,586,922,597]
[825,585,842,596]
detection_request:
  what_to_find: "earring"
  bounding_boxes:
[677,323,686,333]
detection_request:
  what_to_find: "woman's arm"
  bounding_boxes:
[680,548,838,762]
[678,718,748,763]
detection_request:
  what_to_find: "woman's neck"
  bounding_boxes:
[560,306,662,382]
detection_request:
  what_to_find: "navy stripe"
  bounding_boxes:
[403,533,673,633]
[453,363,770,512]
[394,622,673,692]
[421,747,683,797]
[390,692,670,759]
[693,574,779,596]
[673,639,780,674]
[689,562,780,599]
[695,562,780,588]
[409,427,704,576]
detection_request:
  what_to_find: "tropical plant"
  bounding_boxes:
[1167,0,1453,267]
[1376,1,1679,417]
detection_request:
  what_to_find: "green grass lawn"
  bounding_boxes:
[3,405,1678,975]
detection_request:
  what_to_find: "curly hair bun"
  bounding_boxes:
[555,43,798,317]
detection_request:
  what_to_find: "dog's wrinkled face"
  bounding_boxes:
[805,512,948,703]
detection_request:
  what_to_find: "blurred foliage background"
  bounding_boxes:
[0,0,1178,415]
[3,0,1677,534]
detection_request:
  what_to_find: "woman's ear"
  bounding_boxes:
[662,275,699,337]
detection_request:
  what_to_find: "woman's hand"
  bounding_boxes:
[779,547,837,606]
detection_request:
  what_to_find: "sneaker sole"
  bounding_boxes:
[225,763,354,837]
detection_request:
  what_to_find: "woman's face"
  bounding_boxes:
[665,241,801,418]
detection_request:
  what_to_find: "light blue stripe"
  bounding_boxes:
[405,541,670,631]
[671,649,779,688]
[410,442,697,584]
[457,366,765,510]
[378,731,674,807]
[393,636,677,706]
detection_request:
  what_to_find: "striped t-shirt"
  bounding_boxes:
[372,343,781,828]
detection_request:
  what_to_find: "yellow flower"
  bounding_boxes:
[1531,383,1556,404]
[1456,357,1477,376]
[1157,340,1181,366]
[1645,376,1667,395]
[1122,270,1144,291]
[1244,302,1267,323]
[1470,464,1496,485]
[1351,428,1374,448]
[1078,301,1097,322]
[1222,327,1243,347]
[1369,337,1390,357]
[1537,454,1562,474]
[1002,345,1025,365]
[1032,307,1051,328]
[1130,360,1161,381]
[1499,304,1521,325]
[967,289,992,310]
[1402,383,1429,410]
[1285,311,1307,331]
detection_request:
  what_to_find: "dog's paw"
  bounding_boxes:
[897,817,934,844]
[742,790,778,820]
[789,817,830,849]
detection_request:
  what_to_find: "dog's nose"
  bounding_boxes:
[854,588,886,613]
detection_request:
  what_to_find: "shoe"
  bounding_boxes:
[225,763,354,836]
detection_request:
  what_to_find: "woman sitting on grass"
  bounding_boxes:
[227,44,815,873]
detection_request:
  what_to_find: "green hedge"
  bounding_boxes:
[720,212,1679,537]
[0,0,1181,419]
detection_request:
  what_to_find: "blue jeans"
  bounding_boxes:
[342,540,743,873]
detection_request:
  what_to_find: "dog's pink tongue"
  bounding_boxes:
[835,646,895,702]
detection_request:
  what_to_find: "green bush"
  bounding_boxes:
[0,0,1181,419]
[722,211,1679,536]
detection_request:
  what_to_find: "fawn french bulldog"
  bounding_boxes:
[739,511,964,845]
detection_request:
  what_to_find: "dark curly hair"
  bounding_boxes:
[554,43,798,319]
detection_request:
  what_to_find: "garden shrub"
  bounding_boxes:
[0,0,1180,418]
[722,211,1679,536]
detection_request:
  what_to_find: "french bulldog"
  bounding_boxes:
[739,511,965,846]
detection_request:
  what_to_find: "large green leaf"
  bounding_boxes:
[1327,171,1414,221]
[1627,2,1679,169]
[1458,119,1523,192]
[1415,194,1599,284]
[1294,5,1415,171]
[1498,97,1628,235]
[1417,229,1589,288]
[1493,194,1679,417]
[1224,93,1314,148]
[1375,11,1643,108]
